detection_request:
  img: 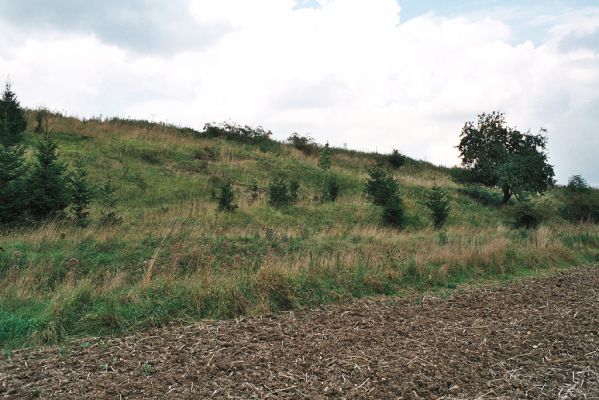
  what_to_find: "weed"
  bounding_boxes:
[141,362,154,376]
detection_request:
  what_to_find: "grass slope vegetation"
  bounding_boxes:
[1,111,598,349]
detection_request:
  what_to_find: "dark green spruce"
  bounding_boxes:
[0,83,27,147]
[26,132,71,221]
[69,157,93,227]
[426,184,451,229]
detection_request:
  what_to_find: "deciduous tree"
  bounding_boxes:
[456,112,554,204]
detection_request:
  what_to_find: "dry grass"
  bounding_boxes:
[1,111,595,349]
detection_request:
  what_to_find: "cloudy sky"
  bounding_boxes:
[0,0,598,185]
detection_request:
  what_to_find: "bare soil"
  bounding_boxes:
[2,267,598,399]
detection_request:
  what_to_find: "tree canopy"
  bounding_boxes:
[456,112,555,204]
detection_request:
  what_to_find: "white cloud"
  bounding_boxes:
[0,0,598,185]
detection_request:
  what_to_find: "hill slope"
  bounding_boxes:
[1,112,597,349]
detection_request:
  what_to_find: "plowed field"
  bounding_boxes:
[2,267,598,399]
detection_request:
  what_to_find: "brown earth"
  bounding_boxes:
[1,267,598,399]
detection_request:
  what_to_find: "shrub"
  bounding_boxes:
[560,192,599,223]
[458,186,504,207]
[216,180,237,212]
[510,202,544,229]
[387,149,405,169]
[192,146,219,161]
[322,175,340,203]
[566,175,590,193]
[426,185,451,229]
[201,122,273,146]
[268,177,299,208]
[288,133,318,155]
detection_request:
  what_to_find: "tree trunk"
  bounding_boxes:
[502,187,512,204]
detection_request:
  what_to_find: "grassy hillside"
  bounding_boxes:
[1,112,598,349]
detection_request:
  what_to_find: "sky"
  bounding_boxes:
[0,0,598,185]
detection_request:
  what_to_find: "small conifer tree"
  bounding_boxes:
[217,180,237,212]
[322,175,340,203]
[289,179,300,203]
[426,184,451,229]
[0,144,27,224]
[69,157,93,227]
[26,132,71,220]
[318,142,332,172]
[268,177,299,207]
[364,161,406,228]
[98,175,122,226]
[382,194,405,227]
[0,83,27,147]
[365,161,399,206]
[34,109,49,135]
[249,179,260,202]
[387,149,406,169]
[268,177,288,207]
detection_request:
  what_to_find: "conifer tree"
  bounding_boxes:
[216,180,237,212]
[34,108,48,135]
[69,157,93,227]
[382,195,405,227]
[0,144,27,224]
[322,175,340,203]
[364,161,399,206]
[268,177,300,207]
[318,143,339,202]
[26,132,71,220]
[289,179,300,203]
[364,161,406,227]
[426,184,451,229]
[0,83,27,147]
[387,149,406,169]
[318,142,332,172]
[98,175,122,226]
[249,179,260,203]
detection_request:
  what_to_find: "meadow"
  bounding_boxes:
[1,112,597,349]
